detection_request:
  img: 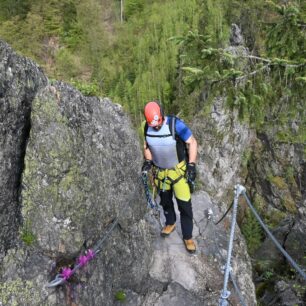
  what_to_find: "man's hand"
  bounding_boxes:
[142,159,153,173]
[187,162,196,193]
[187,162,196,182]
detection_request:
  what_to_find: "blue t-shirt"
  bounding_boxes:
[166,116,192,142]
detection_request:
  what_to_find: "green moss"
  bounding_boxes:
[241,148,252,168]
[253,194,266,212]
[282,195,297,213]
[266,175,287,190]
[285,166,295,185]
[266,209,286,228]
[33,96,67,125]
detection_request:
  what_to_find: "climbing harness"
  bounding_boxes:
[217,184,306,306]
[46,218,119,288]
[154,161,187,193]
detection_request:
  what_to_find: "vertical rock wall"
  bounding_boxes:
[0,40,47,255]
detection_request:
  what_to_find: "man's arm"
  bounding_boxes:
[142,142,153,173]
[185,135,197,164]
[144,142,152,160]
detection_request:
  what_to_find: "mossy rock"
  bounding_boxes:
[267,175,287,190]
[266,209,286,228]
[0,279,40,306]
[282,195,297,214]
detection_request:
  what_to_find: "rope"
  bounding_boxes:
[208,208,247,306]
[214,200,234,225]
[141,172,158,210]
[92,218,119,254]
[46,218,119,288]
[219,184,246,306]
[242,190,306,281]
[229,272,247,306]
[218,183,306,304]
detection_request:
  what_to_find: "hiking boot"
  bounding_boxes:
[184,239,196,253]
[160,224,176,237]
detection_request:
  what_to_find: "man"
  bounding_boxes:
[141,101,198,253]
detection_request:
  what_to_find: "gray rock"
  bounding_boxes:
[230,24,244,46]
[193,96,255,201]
[0,39,48,254]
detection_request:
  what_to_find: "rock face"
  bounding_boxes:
[193,96,255,201]
[0,39,257,305]
[22,83,146,256]
[245,133,306,305]
[0,40,48,254]
[230,23,244,46]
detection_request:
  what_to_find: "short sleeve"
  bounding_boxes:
[175,118,192,142]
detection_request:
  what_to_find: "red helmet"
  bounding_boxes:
[144,101,164,127]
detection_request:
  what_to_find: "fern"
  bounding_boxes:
[241,210,264,255]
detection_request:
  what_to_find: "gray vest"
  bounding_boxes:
[146,119,179,169]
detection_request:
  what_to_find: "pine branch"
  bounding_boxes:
[240,55,271,63]
[237,54,304,68]
[235,64,270,82]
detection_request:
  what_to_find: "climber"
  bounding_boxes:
[141,101,198,253]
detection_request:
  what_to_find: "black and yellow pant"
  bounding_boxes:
[154,161,193,240]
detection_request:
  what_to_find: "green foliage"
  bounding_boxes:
[0,0,30,21]
[241,209,264,255]
[262,269,274,281]
[0,0,305,133]
[70,79,101,96]
[60,1,82,50]
[198,0,231,46]
[75,0,109,76]
[0,13,48,60]
[20,223,36,246]
[124,0,145,20]
[266,2,306,59]
[115,290,126,302]
[54,47,82,79]
[169,0,306,139]
[98,0,200,123]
